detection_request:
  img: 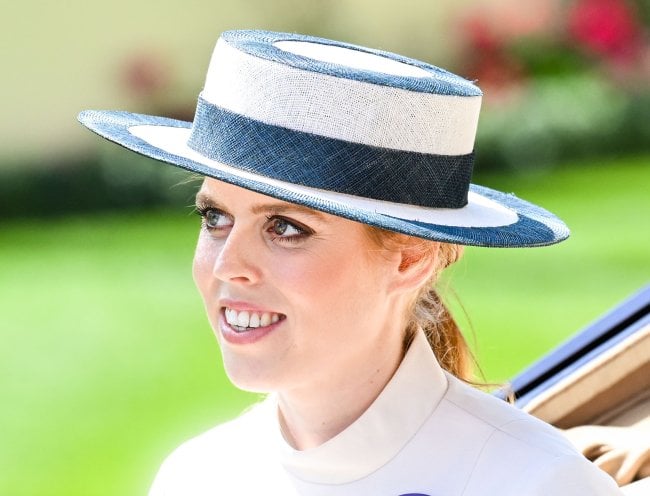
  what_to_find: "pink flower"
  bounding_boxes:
[462,15,503,53]
[120,51,171,97]
[567,0,643,64]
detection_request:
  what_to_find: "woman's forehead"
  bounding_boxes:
[197,177,328,220]
[198,177,282,203]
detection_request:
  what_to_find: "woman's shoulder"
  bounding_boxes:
[438,374,622,494]
[148,399,275,495]
[175,399,270,453]
[442,373,578,456]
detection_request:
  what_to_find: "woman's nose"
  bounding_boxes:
[211,227,262,285]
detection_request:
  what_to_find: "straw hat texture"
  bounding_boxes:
[79,30,569,247]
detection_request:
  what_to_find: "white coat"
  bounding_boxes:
[150,331,622,495]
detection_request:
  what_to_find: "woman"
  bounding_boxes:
[79,30,622,495]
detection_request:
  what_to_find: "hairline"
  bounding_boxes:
[195,190,329,221]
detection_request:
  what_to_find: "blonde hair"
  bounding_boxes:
[365,226,473,381]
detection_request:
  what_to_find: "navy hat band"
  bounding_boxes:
[187,97,474,209]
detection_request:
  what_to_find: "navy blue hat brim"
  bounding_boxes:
[78,110,569,248]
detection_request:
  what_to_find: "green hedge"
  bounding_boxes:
[0,147,199,219]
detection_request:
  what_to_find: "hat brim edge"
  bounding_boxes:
[77,110,570,248]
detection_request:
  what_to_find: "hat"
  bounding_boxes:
[78,29,569,247]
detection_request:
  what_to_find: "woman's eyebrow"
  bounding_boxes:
[250,202,326,220]
[195,193,326,221]
[194,193,222,209]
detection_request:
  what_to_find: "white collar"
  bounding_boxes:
[272,330,448,484]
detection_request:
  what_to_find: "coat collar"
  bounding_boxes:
[271,330,448,484]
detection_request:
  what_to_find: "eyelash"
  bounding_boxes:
[195,206,313,244]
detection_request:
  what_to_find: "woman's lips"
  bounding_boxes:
[219,307,286,345]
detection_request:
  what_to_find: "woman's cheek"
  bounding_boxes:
[192,236,217,293]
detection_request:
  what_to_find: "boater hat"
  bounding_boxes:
[78,30,569,247]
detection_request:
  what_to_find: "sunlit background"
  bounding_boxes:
[2,0,649,494]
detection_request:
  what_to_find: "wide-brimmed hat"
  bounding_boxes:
[78,29,569,247]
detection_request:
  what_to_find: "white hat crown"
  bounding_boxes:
[201,31,482,156]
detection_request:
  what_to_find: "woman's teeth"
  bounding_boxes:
[224,308,281,331]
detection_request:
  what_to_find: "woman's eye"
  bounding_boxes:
[271,218,296,236]
[267,217,311,242]
[199,208,232,230]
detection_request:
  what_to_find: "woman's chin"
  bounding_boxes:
[219,352,284,394]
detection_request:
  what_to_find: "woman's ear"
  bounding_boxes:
[387,241,439,294]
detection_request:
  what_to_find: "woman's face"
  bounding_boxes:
[192,179,407,394]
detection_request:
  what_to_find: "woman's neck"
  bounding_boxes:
[276,337,404,451]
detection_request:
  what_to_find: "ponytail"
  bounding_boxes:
[404,286,472,381]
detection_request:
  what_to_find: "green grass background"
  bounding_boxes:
[1,156,648,495]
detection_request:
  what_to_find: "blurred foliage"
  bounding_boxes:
[2,0,649,220]
[0,147,199,219]
[475,75,650,171]
[456,0,650,171]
